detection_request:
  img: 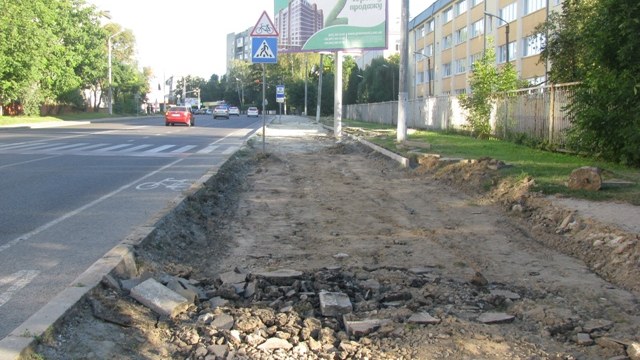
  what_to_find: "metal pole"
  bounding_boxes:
[505,23,510,64]
[108,36,113,115]
[315,54,324,123]
[304,54,308,116]
[262,63,266,153]
[428,57,432,96]
[334,51,343,140]
[397,0,409,142]
[484,12,509,63]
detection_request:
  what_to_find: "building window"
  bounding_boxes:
[471,19,484,38]
[455,0,467,16]
[528,76,546,86]
[524,33,545,56]
[455,88,467,94]
[420,27,426,37]
[442,34,453,49]
[524,0,545,14]
[426,19,435,33]
[455,58,466,74]
[469,52,482,70]
[499,2,518,23]
[471,0,483,7]
[455,27,467,44]
[498,41,517,63]
[425,44,433,57]
[443,62,452,77]
[443,7,453,23]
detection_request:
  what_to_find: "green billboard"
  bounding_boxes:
[273,0,388,53]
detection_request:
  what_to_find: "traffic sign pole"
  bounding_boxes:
[262,63,266,153]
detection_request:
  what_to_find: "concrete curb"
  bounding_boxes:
[319,123,411,168]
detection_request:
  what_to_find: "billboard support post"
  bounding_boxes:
[304,54,308,116]
[334,51,343,140]
[315,54,324,124]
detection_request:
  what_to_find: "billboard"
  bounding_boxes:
[274,0,388,53]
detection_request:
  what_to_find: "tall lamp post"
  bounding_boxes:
[413,52,432,97]
[484,12,510,64]
[107,30,123,115]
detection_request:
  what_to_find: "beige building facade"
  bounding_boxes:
[410,0,563,98]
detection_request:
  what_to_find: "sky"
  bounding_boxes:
[86,0,434,81]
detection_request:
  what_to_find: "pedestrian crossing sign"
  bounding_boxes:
[251,37,278,64]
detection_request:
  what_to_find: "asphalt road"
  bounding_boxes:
[0,114,263,339]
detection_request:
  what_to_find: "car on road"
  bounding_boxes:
[247,106,259,117]
[229,106,240,116]
[165,106,195,126]
[213,105,229,119]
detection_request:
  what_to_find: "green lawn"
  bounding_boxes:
[336,118,640,205]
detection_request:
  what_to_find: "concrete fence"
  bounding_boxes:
[344,83,578,146]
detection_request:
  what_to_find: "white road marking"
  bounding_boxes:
[143,145,175,153]
[116,144,153,153]
[222,146,239,155]
[0,270,40,308]
[196,145,219,154]
[171,145,197,153]
[90,144,130,152]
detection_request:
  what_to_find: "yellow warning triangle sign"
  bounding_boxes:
[251,11,279,37]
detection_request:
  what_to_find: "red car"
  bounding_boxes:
[165,106,195,126]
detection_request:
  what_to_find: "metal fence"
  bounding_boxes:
[344,83,578,146]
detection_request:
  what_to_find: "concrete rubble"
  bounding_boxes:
[97,262,639,359]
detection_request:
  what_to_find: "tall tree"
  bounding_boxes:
[534,0,597,83]
[564,0,640,165]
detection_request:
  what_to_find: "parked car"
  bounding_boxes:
[213,105,229,119]
[229,106,240,116]
[247,106,259,117]
[165,106,195,126]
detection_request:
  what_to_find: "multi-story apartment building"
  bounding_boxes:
[275,0,324,52]
[226,27,252,73]
[410,0,562,98]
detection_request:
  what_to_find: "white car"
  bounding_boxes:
[247,107,259,117]
[213,105,229,119]
[229,106,240,116]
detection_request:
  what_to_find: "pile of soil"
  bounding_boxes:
[27,132,640,360]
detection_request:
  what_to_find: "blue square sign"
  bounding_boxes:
[251,37,278,64]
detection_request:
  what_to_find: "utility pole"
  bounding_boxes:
[107,30,123,115]
[397,0,409,142]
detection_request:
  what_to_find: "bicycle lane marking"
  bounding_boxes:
[0,270,40,308]
[0,158,184,255]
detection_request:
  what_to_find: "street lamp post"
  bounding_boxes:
[484,12,510,64]
[413,52,432,97]
[107,30,123,115]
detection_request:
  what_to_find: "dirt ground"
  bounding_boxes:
[28,118,640,359]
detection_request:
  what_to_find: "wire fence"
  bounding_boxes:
[344,83,578,146]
